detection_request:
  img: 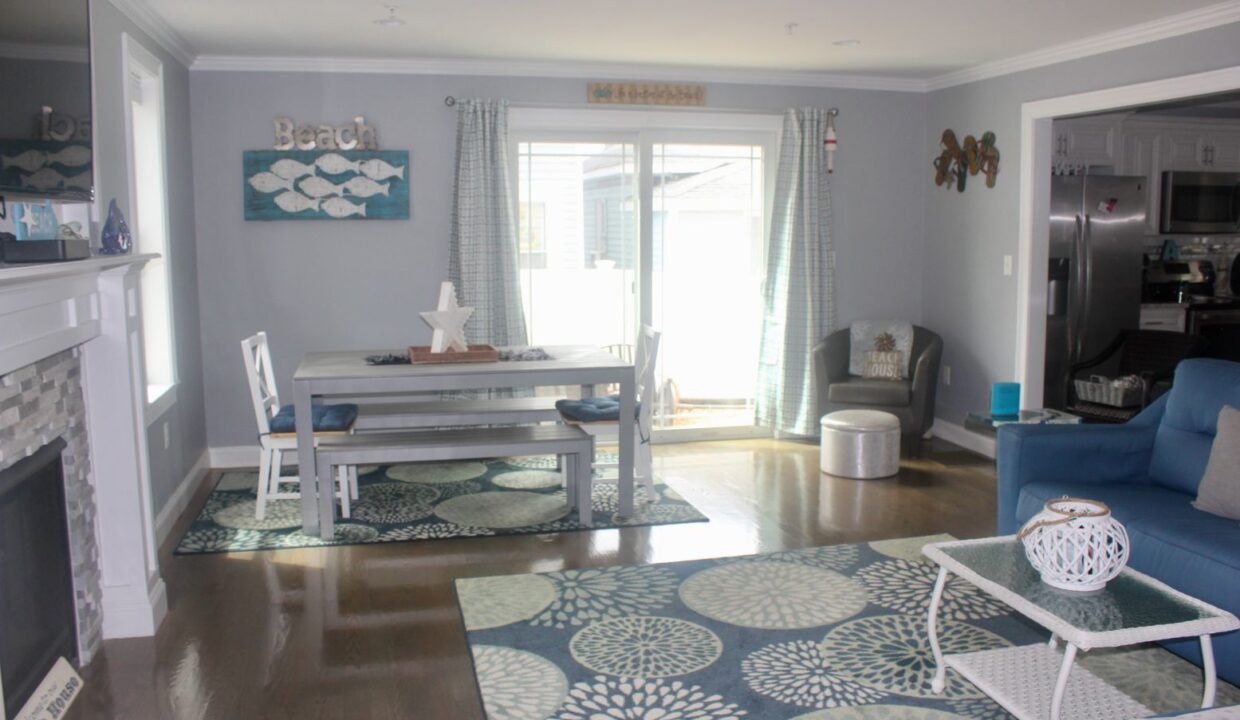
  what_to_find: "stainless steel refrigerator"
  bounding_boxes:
[1044,176,1148,410]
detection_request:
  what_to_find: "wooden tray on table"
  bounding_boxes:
[408,344,500,364]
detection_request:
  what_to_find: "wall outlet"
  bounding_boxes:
[1003,255,1013,276]
[162,422,170,449]
[943,365,952,385]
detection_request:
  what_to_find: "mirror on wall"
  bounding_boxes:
[0,0,93,202]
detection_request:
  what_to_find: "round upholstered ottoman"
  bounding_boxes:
[819,410,901,479]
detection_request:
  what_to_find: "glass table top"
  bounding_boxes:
[936,539,1219,633]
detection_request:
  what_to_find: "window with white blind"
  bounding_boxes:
[122,35,175,419]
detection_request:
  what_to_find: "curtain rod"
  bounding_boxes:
[444,95,839,118]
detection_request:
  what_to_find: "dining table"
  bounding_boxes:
[292,345,636,539]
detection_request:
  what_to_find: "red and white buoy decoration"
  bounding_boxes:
[824,109,839,174]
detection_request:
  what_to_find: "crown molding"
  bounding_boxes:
[925,0,1240,91]
[105,0,195,68]
[190,54,929,92]
[0,41,89,64]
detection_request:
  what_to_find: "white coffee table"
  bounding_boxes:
[922,536,1240,720]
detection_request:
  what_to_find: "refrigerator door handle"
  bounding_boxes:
[1077,213,1094,365]
[1069,214,1083,366]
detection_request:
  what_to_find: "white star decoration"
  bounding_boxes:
[421,281,474,353]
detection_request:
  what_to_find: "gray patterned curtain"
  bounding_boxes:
[755,108,837,436]
[449,99,528,346]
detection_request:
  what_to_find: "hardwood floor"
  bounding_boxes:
[65,437,997,720]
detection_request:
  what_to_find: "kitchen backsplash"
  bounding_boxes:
[1144,236,1240,297]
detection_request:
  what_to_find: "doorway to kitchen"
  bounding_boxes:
[1015,66,1240,407]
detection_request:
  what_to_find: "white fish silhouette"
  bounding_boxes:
[269,159,316,180]
[46,145,91,167]
[63,170,91,190]
[248,172,293,194]
[341,176,389,198]
[274,191,320,214]
[358,158,404,181]
[21,167,68,190]
[3,149,46,173]
[321,197,366,218]
[298,176,344,198]
[315,153,359,175]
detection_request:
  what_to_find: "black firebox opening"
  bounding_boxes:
[0,437,77,717]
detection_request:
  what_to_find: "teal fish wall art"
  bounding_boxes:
[243,149,410,220]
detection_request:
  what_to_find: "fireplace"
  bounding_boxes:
[0,438,77,717]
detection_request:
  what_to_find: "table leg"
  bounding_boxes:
[1201,635,1217,708]
[317,453,336,541]
[617,374,635,519]
[1048,633,1058,650]
[580,383,595,399]
[928,566,949,694]
[293,379,320,536]
[1050,643,1078,720]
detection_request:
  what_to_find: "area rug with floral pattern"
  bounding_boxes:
[455,534,1240,719]
[174,455,705,555]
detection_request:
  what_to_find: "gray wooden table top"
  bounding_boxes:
[294,345,629,381]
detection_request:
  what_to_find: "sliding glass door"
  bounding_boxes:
[514,116,776,438]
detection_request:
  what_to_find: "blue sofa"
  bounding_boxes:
[997,358,1240,686]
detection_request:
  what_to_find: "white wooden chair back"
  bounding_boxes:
[241,332,282,435]
[634,325,661,437]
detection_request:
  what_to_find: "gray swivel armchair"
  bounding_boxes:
[813,325,943,449]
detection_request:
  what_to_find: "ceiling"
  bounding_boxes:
[139,0,1234,83]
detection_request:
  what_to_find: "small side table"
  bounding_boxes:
[964,408,1082,435]
[923,536,1240,720]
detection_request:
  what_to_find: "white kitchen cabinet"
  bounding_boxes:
[1207,132,1240,170]
[1139,304,1187,333]
[1161,130,1209,170]
[1120,130,1161,233]
[1054,118,1118,168]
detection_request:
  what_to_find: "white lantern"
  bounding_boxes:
[1018,497,1130,592]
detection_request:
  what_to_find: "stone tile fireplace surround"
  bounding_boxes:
[0,255,168,680]
[0,349,101,662]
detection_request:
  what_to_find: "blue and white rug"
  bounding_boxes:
[174,455,705,555]
[456,535,1240,719]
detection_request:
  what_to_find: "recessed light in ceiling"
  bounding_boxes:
[833,39,861,47]
[374,6,406,27]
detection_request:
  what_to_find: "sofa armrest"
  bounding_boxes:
[996,419,1159,534]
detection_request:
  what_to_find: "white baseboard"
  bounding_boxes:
[100,578,167,639]
[930,419,996,459]
[209,445,260,469]
[154,449,209,546]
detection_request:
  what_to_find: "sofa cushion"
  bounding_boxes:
[827,377,910,407]
[1193,404,1240,521]
[268,403,358,434]
[1016,479,1180,530]
[1149,359,1240,495]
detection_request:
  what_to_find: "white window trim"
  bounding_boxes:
[120,33,178,426]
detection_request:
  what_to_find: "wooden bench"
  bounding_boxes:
[351,397,562,431]
[316,424,594,526]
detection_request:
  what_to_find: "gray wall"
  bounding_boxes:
[191,72,927,448]
[91,0,206,512]
[923,22,1240,426]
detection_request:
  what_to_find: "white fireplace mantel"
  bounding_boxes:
[0,254,168,640]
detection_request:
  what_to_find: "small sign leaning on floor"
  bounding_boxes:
[13,658,82,720]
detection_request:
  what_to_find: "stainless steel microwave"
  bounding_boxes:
[1160,171,1240,234]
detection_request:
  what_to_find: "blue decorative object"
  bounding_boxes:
[267,403,359,434]
[99,199,132,255]
[243,149,410,220]
[13,201,59,240]
[990,382,1020,418]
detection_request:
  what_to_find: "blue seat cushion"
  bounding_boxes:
[555,395,640,423]
[268,403,358,434]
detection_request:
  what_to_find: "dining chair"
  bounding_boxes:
[556,325,662,504]
[241,332,359,520]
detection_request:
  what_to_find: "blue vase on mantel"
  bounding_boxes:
[99,199,131,255]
